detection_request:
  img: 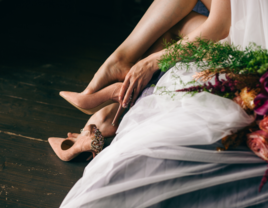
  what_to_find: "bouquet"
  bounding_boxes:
[159,38,268,191]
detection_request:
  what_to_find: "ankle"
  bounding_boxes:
[109,52,127,65]
[92,109,118,137]
[107,53,134,71]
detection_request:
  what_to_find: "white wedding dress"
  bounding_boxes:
[61,1,268,207]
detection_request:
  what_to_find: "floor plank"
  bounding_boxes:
[0,0,149,206]
[0,133,90,208]
[0,50,112,208]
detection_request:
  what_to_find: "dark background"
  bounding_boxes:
[0,1,209,207]
[0,0,153,79]
[0,1,155,207]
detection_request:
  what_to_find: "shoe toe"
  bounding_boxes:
[48,137,65,153]
[59,91,79,104]
[59,91,69,98]
[48,137,75,161]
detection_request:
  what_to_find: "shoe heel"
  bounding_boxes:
[112,104,123,126]
[86,151,96,161]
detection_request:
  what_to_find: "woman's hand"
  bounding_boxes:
[119,53,161,108]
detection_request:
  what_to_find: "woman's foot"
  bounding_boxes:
[88,103,122,137]
[67,102,122,146]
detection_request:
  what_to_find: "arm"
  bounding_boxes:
[155,0,231,64]
[119,0,231,107]
[180,0,231,43]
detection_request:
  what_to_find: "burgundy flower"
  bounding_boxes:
[176,73,237,95]
[254,71,268,115]
[260,71,268,89]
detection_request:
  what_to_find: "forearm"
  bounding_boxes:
[180,19,230,44]
[135,0,231,73]
[150,0,231,69]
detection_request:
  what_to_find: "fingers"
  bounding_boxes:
[122,82,135,108]
[130,84,141,107]
[119,78,130,103]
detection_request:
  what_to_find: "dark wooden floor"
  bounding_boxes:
[0,60,91,208]
[0,1,152,207]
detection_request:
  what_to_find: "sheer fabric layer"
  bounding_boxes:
[60,0,268,207]
[229,0,268,49]
[60,64,265,208]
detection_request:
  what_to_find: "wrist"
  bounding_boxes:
[148,50,165,72]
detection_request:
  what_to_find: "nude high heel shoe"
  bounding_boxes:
[59,83,123,115]
[60,82,131,126]
[48,124,105,161]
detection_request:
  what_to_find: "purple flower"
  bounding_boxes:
[254,71,268,116]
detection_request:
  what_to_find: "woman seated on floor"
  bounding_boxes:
[49,0,268,207]
[54,0,228,140]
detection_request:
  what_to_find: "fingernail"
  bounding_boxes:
[123,103,127,108]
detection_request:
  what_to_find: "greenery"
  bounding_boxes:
[158,38,268,75]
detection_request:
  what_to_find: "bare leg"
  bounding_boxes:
[67,11,207,139]
[68,103,121,138]
[83,0,198,95]
[142,11,207,58]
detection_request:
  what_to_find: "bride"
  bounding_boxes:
[50,0,268,207]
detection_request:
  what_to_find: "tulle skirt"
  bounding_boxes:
[61,0,268,206]
[60,63,268,208]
